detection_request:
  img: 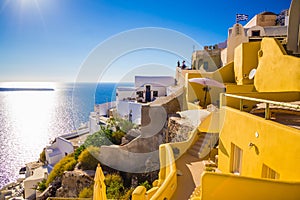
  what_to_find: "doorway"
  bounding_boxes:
[145,85,151,102]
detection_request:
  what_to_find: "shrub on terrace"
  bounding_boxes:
[46,154,77,186]
[79,184,94,198]
[78,146,101,170]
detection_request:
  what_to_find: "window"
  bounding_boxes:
[153,91,158,97]
[262,164,280,179]
[231,144,243,175]
[252,30,260,37]
[136,91,143,98]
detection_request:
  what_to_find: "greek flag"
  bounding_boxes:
[236,14,248,23]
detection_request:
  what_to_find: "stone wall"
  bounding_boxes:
[55,170,93,198]
[141,87,186,129]
[166,116,194,143]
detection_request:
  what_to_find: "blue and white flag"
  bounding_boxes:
[236,14,248,23]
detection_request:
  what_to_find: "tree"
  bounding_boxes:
[78,146,101,170]
[84,128,112,147]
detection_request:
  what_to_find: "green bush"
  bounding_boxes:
[37,179,47,192]
[105,174,123,186]
[74,145,86,161]
[116,118,135,133]
[64,159,77,171]
[139,180,152,190]
[46,154,77,186]
[107,117,117,128]
[111,130,125,145]
[39,149,46,163]
[78,146,100,170]
[79,184,94,198]
[105,174,124,199]
[84,128,112,147]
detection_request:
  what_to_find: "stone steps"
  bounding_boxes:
[188,134,206,158]
[188,133,218,159]
[189,186,202,200]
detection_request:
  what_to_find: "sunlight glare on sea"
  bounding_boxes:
[0,82,120,188]
[0,82,87,188]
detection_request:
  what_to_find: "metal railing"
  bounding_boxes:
[221,93,300,120]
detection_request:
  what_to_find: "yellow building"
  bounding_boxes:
[186,1,300,199]
[188,36,300,199]
[131,1,300,199]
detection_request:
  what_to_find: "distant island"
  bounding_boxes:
[0,88,55,91]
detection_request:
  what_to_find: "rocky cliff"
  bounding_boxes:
[55,170,94,198]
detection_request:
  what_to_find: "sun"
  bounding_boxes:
[1,0,46,28]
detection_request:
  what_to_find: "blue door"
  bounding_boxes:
[145,85,151,102]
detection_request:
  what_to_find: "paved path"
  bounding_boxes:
[171,153,205,200]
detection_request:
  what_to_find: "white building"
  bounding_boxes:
[88,102,117,134]
[116,76,176,125]
[23,166,48,199]
[45,137,74,167]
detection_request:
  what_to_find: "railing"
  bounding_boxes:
[221,93,300,119]
[132,144,177,200]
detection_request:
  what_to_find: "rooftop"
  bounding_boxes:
[25,166,48,181]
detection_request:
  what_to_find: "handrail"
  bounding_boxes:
[223,93,300,109]
[222,93,300,119]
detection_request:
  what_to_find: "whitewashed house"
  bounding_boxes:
[23,166,48,199]
[45,137,74,167]
[116,76,175,124]
[88,102,117,134]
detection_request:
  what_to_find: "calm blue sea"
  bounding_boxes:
[0,82,132,189]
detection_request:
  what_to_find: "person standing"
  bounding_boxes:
[182,60,186,69]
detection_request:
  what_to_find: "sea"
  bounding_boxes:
[0,82,132,189]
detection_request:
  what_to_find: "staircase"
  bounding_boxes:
[189,186,202,200]
[188,133,219,159]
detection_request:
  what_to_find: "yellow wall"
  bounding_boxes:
[254,38,300,92]
[195,172,300,200]
[216,62,235,83]
[198,112,220,133]
[234,42,261,85]
[225,84,255,93]
[218,107,300,181]
[132,144,177,200]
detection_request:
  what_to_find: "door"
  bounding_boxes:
[145,85,151,102]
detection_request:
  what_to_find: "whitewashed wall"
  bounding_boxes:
[117,101,142,125]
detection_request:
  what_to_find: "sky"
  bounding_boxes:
[0,0,291,82]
